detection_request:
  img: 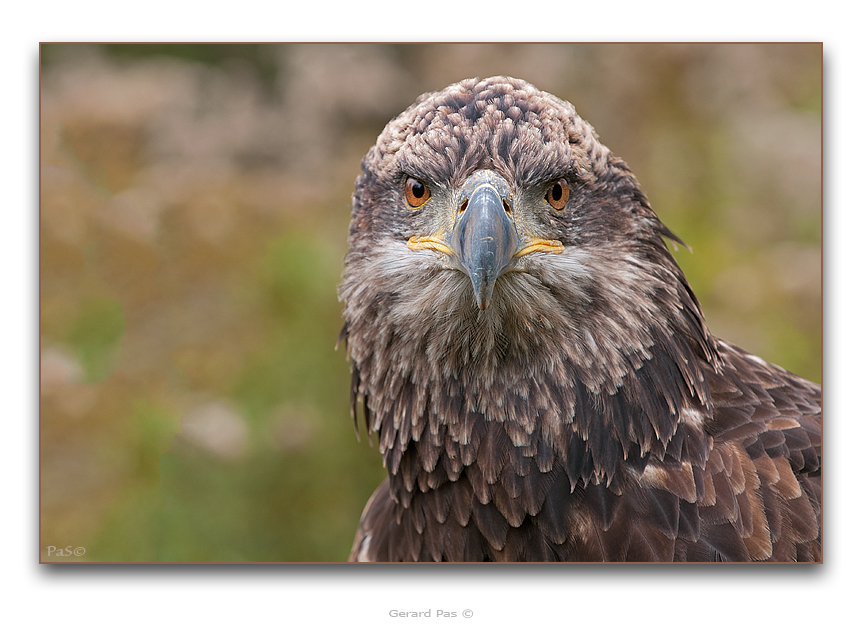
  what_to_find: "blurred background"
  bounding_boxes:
[39,43,821,562]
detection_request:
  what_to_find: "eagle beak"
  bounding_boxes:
[406,170,565,310]
[451,178,519,310]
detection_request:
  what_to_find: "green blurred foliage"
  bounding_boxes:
[66,296,125,381]
[39,43,821,562]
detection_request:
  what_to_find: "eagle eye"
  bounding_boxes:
[405,177,431,208]
[545,179,569,211]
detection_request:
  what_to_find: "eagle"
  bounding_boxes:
[338,76,821,562]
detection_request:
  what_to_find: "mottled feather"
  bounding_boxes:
[341,77,821,562]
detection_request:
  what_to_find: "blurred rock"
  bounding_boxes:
[276,44,417,180]
[40,347,101,420]
[180,400,248,461]
[100,185,166,244]
[40,346,84,389]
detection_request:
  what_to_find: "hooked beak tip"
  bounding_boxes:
[454,178,518,312]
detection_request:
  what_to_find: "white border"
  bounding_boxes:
[8,3,859,624]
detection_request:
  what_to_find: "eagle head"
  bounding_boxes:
[340,76,715,470]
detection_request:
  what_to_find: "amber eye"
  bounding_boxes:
[545,179,569,211]
[405,177,431,208]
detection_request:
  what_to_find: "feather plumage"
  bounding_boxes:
[340,76,821,562]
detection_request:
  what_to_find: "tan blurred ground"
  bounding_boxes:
[39,43,821,562]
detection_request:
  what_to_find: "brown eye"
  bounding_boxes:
[545,179,569,210]
[405,177,430,208]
